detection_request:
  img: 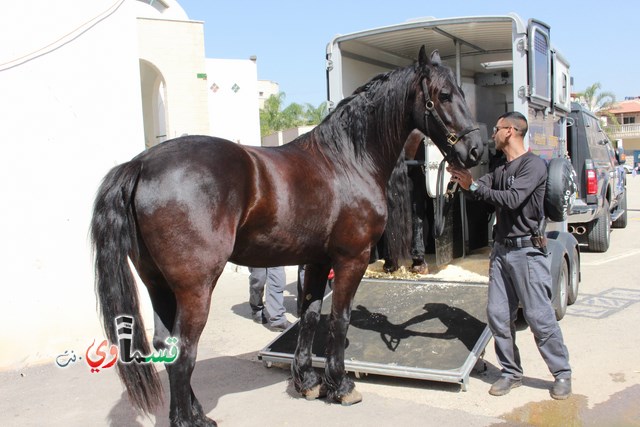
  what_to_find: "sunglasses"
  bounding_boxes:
[493,126,518,134]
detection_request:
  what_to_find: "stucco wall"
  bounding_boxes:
[0,0,260,369]
[0,0,148,369]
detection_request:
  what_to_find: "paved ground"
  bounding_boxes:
[2,178,640,426]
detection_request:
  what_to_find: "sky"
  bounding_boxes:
[178,0,638,107]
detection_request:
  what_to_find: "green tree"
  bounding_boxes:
[303,102,328,125]
[281,102,306,128]
[259,93,328,137]
[259,93,286,137]
[575,82,616,113]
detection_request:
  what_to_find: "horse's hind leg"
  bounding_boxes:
[292,263,330,399]
[165,282,218,427]
[138,262,213,425]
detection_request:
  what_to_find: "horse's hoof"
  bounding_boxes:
[170,416,217,427]
[339,388,362,406]
[303,384,327,400]
[383,260,399,273]
[410,260,428,274]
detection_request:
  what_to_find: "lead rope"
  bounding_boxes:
[433,158,458,238]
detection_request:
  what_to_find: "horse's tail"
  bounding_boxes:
[384,151,412,262]
[90,160,162,413]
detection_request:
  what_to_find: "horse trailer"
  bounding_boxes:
[260,14,580,389]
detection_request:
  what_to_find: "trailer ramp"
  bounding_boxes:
[259,278,491,390]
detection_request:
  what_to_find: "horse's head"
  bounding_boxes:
[413,46,483,168]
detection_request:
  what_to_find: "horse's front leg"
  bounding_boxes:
[292,263,330,400]
[324,254,369,405]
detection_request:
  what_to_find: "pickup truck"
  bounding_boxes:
[567,102,627,252]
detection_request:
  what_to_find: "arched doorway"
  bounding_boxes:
[139,59,167,148]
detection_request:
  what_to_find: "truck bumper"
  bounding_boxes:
[568,201,597,224]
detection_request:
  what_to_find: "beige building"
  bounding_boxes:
[258,80,280,109]
[601,98,640,165]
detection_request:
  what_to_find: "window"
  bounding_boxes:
[528,21,552,108]
[623,117,635,124]
[533,33,550,99]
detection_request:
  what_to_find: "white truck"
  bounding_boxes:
[260,14,580,389]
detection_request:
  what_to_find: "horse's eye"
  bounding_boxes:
[439,92,452,102]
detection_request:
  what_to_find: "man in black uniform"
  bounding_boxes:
[447,111,572,400]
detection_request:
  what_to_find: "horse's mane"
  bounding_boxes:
[305,64,422,168]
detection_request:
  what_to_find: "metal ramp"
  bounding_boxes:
[259,278,491,390]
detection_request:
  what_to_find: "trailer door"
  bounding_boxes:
[527,19,552,109]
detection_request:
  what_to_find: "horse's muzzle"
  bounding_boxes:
[452,136,483,169]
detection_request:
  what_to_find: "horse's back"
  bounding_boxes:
[136,135,249,177]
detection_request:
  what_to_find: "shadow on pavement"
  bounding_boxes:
[106,352,290,426]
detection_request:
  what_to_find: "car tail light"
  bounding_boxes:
[586,169,597,195]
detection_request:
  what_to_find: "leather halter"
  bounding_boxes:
[421,78,478,161]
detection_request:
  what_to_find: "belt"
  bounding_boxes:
[497,236,534,248]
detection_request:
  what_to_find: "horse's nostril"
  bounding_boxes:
[468,146,479,162]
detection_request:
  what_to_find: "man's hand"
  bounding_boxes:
[446,164,473,190]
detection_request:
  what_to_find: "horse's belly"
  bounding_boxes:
[229,227,329,268]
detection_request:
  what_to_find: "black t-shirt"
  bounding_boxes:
[474,151,546,240]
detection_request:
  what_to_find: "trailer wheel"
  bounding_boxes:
[567,247,580,305]
[554,258,569,321]
[587,200,611,252]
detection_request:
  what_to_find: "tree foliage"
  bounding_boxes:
[574,82,616,113]
[259,92,328,137]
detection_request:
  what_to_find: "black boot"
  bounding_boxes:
[489,377,522,396]
[550,378,571,400]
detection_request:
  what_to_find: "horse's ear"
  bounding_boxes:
[418,45,429,67]
[430,49,442,66]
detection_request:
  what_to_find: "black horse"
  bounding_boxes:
[90,47,482,426]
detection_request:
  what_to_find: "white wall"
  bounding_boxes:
[207,58,261,146]
[0,0,146,368]
[0,0,261,369]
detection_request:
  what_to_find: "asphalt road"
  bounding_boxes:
[2,177,639,427]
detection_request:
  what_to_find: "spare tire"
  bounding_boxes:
[545,157,577,222]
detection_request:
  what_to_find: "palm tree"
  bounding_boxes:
[259,94,328,137]
[259,93,286,137]
[281,102,306,128]
[575,82,616,113]
[303,102,328,125]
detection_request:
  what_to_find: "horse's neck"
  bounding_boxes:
[368,128,414,184]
